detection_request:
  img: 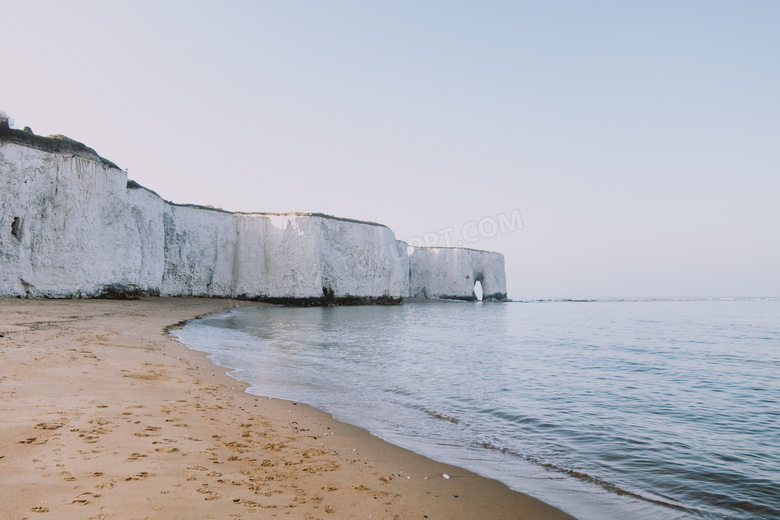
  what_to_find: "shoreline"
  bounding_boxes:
[0,297,575,519]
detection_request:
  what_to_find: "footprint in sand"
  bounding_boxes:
[125,471,152,481]
[133,428,161,437]
[35,423,64,430]
[154,446,180,453]
[20,437,48,445]
[125,453,148,462]
[71,492,99,505]
[197,486,222,501]
[30,506,49,513]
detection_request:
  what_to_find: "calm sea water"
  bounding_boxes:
[175,298,780,520]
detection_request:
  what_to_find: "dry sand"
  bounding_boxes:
[0,297,575,520]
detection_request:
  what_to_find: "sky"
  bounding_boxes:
[2,1,778,299]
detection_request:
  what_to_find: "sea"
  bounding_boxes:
[174,298,780,520]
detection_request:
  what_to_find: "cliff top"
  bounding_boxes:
[407,244,503,255]
[0,125,120,170]
[181,204,387,228]
[245,211,387,228]
[125,181,387,228]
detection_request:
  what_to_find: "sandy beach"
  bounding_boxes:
[0,298,575,520]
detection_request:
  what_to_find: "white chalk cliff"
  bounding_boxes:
[0,139,507,303]
[408,246,507,301]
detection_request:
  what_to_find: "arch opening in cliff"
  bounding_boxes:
[11,217,21,239]
[474,280,483,301]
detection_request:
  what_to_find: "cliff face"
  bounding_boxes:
[159,207,409,302]
[0,144,162,297]
[1,141,506,302]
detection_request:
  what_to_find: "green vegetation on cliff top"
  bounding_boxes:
[0,114,119,170]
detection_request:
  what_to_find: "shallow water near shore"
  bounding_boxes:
[176,298,780,520]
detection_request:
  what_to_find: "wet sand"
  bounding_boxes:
[0,297,576,519]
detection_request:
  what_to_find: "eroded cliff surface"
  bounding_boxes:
[1,141,506,303]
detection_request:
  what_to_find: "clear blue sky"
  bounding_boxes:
[3,1,778,298]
